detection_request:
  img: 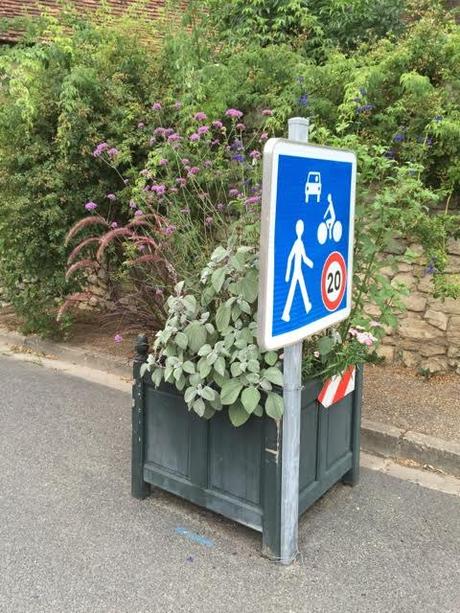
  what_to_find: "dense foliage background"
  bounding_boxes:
[0,0,458,335]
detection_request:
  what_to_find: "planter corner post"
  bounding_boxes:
[132,334,150,499]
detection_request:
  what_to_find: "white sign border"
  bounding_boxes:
[257,139,357,351]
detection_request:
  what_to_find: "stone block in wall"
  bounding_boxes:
[396,262,413,273]
[447,238,460,256]
[447,345,460,359]
[447,316,460,343]
[391,273,417,291]
[417,274,434,293]
[399,338,446,357]
[423,356,450,374]
[401,350,419,368]
[376,345,394,361]
[428,297,460,316]
[445,256,460,273]
[398,316,444,341]
[403,293,427,312]
[424,309,449,331]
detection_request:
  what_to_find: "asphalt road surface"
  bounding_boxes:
[0,355,459,613]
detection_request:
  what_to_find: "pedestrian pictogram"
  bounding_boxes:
[258,139,357,351]
[282,220,314,322]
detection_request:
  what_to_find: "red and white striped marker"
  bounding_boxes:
[318,365,356,408]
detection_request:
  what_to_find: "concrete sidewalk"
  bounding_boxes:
[0,355,459,612]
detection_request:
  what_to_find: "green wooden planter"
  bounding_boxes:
[132,335,363,559]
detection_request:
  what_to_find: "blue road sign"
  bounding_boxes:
[258,140,357,351]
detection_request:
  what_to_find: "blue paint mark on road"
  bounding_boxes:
[175,526,214,548]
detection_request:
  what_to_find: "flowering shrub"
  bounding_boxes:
[61,105,271,326]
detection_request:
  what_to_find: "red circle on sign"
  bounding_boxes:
[321,252,347,311]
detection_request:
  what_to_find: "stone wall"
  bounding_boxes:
[376,238,460,374]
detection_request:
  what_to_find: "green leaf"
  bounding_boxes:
[240,269,259,303]
[183,295,197,314]
[263,367,283,386]
[193,398,206,417]
[241,386,261,414]
[247,359,260,373]
[211,245,228,262]
[198,357,212,378]
[184,386,197,404]
[216,302,231,331]
[185,322,207,353]
[253,405,263,417]
[198,344,212,356]
[220,379,243,405]
[318,335,334,356]
[140,363,149,377]
[264,351,278,366]
[230,362,243,377]
[203,406,216,420]
[175,332,188,350]
[182,361,195,374]
[265,392,284,420]
[151,368,163,387]
[211,267,226,293]
[214,356,226,376]
[200,386,216,401]
[228,403,251,427]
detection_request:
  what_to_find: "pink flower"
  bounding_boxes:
[236,123,246,131]
[162,225,176,236]
[84,201,97,211]
[245,195,260,206]
[229,188,240,197]
[189,132,200,142]
[106,193,116,201]
[249,150,261,160]
[167,133,181,143]
[181,158,190,165]
[129,200,137,209]
[159,158,168,166]
[92,142,108,157]
[107,147,119,158]
[151,102,162,111]
[111,221,118,229]
[262,109,273,116]
[151,184,166,196]
[260,132,268,142]
[188,166,200,175]
[194,111,207,121]
[225,108,243,119]
[154,127,166,137]
[134,209,144,217]
[205,216,213,226]
[114,334,123,343]
[197,125,209,135]
[216,202,225,211]
[212,120,223,129]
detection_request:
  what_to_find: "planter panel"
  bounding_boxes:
[133,339,363,559]
[208,412,263,506]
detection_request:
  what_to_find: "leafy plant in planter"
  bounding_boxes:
[143,241,386,427]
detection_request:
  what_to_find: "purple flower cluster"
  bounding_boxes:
[356,104,375,114]
[84,201,97,211]
[93,142,109,157]
[106,193,116,201]
[225,108,243,119]
[151,102,162,111]
[194,111,207,121]
[393,132,405,143]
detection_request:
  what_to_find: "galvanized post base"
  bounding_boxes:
[132,334,151,499]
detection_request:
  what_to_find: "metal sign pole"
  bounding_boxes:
[280,117,309,565]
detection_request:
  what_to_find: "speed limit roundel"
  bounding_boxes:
[321,251,347,311]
